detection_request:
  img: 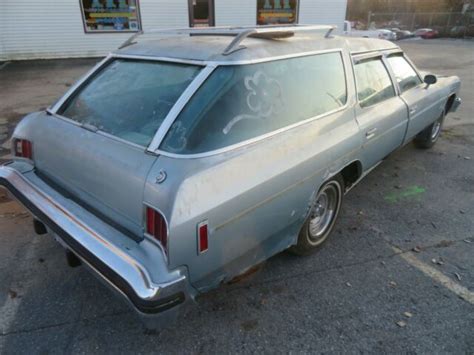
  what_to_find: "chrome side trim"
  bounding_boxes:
[110,53,208,66]
[154,104,349,159]
[147,65,216,153]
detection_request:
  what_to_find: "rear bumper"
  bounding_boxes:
[0,163,194,323]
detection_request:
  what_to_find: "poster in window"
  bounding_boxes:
[80,0,141,33]
[257,0,298,25]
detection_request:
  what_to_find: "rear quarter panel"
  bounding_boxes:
[144,50,362,291]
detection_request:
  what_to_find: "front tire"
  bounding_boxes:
[290,175,344,256]
[414,111,445,149]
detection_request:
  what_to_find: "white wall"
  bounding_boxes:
[0,0,347,60]
[0,0,189,61]
[215,0,256,27]
[298,0,347,31]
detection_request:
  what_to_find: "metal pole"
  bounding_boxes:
[446,12,451,35]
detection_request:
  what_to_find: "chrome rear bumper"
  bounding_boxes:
[0,163,194,325]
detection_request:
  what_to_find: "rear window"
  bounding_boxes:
[161,52,347,154]
[60,59,201,147]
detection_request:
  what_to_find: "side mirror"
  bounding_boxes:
[424,74,437,87]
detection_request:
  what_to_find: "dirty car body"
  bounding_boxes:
[0,26,461,327]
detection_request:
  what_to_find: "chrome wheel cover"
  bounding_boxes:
[307,182,341,245]
[431,118,442,140]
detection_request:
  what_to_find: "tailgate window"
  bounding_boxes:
[59,59,201,147]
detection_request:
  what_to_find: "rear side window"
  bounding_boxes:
[387,55,422,93]
[354,58,395,108]
[161,52,347,154]
[60,60,201,147]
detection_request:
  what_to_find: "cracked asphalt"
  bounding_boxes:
[0,39,473,353]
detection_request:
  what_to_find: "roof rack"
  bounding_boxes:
[119,25,337,55]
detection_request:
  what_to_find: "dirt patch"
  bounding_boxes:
[442,125,474,144]
[241,319,259,332]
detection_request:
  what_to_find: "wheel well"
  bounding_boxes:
[340,161,362,190]
[445,94,456,113]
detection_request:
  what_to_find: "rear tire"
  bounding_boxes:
[290,175,344,256]
[414,111,445,149]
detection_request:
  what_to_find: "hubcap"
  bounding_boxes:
[308,183,340,243]
[431,118,442,140]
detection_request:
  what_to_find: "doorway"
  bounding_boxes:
[189,0,215,27]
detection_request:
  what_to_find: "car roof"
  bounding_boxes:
[115,33,400,63]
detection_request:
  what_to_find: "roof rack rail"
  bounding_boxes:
[119,25,337,55]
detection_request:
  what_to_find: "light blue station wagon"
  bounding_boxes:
[0,25,461,327]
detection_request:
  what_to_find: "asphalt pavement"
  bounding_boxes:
[0,39,473,353]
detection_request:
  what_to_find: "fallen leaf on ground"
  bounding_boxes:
[431,258,444,265]
[412,246,421,253]
[8,289,17,299]
[346,282,352,287]
[454,272,462,281]
[463,239,472,244]
[403,312,413,318]
[396,321,407,328]
[389,281,397,288]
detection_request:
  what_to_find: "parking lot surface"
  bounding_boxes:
[0,39,473,353]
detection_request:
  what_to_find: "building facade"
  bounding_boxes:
[0,0,347,61]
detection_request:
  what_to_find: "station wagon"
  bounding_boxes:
[0,25,461,327]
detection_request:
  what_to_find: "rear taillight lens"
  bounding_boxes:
[13,139,33,159]
[145,206,168,254]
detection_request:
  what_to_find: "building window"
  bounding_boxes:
[80,0,142,33]
[257,0,298,25]
[189,0,215,27]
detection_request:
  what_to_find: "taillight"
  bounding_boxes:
[145,206,168,254]
[13,139,33,159]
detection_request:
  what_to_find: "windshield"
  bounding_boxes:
[60,59,201,147]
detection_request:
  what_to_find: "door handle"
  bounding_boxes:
[366,128,377,140]
[409,106,418,115]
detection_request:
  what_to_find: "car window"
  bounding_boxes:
[161,52,347,154]
[354,58,396,108]
[60,59,201,147]
[387,55,422,93]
